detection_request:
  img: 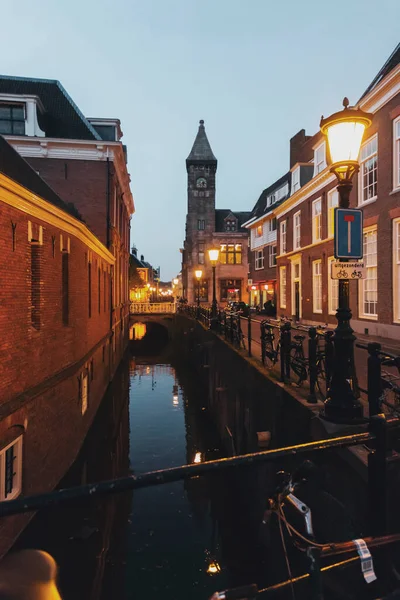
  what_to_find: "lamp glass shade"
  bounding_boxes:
[173,278,179,285]
[195,269,203,280]
[208,248,219,263]
[326,121,366,164]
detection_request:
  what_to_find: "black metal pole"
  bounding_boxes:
[323,180,363,422]
[197,278,200,320]
[367,342,382,417]
[247,314,252,357]
[211,265,217,318]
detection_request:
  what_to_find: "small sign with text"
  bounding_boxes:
[331,261,366,280]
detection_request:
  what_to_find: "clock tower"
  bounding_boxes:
[183,120,217,303]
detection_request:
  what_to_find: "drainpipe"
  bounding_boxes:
[106,154,111,250]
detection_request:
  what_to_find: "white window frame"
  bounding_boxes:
[359,227,378,320]
[290,259,302,319]
[280,266,286,308]
[312,260,322,314]
[312,198,322,243]
[393,117,400,192]
[269,245,277,267]
[0,436,23,501]
[291,167,300,194]
[313,142,326,175]
[358,134,378,205]
[327,189,339,239]
[393,218,400,323]
[328,256,339,315]
[280,220,287,254]
[81,373,89,414]
[255,249,264,270]
[293,211,301,250]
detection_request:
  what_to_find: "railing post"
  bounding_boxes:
[224,312,227,339]
[280,323,286,382]
[368,342,382,418]
[285,322,291,380]
[230,314,234,343]
[368,414,387,536]
[324,331,334,390]
[260,321,266,366]
[247,315,252,357]
[308,327,318,404]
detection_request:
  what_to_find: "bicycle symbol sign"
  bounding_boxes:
[331,262,366,280]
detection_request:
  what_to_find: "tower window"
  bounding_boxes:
[197,220,205,230]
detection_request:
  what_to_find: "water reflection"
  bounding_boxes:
[129,322,146,340]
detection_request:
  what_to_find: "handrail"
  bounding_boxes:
[130,302,176,314]
[0,432,374,518]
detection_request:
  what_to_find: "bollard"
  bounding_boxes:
[280,323,286,382]
[368,414,387,536]
[247,315,252,357]
[368,342,382,417]
[324,331,334,390]
[284,322,291,380]
[308,327,318,404]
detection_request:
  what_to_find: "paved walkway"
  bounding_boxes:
[237,315,400,409]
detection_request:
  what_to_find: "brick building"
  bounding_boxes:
[243,172,291,309]
[273,43,400,340]
[0,77,134,554]
[182,120,250,305]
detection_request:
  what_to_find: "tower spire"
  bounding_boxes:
[186,120,217,168]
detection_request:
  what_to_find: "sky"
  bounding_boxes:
[2,0,399,280]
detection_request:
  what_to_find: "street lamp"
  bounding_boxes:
[195,269,202,317]
[320,98,372,422]
[173,278,179,286]
[208,247,219,321]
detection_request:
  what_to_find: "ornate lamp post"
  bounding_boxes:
[320,98,372,422]
[208,247,219,321]
[195,269,202,318]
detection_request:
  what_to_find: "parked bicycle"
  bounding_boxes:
[260,320,281,367]
[289,328,327,398]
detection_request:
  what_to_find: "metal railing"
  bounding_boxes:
[130,302,176,314]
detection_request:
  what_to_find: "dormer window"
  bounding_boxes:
[0,104,25,135]
[225,219,237,232]
[291,167,300,194]
[314,142,326,175]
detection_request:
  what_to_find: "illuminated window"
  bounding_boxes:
[256,224,263,237]
[312,260,322,313]
[280,267,286,308]
[327,189,339,238]
[220,279,241,302]
[220,244,242,264]
[359,135,378,203]
[360,228,378,317]
[0,437,23,501]
[293,211,301,250]
[80,374,88,415]
[312,199,322,243]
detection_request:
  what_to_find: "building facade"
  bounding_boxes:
[182,120,250,305]
[0,76,134,355]
[274,44,400,340]
[243,173,291,309]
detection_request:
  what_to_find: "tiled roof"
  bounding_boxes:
[0,75,101,140]
[186,120,217,164]
[249,172,291,220]
[359,43,400,101]
[0,135,83,220]
[215,209,251,233]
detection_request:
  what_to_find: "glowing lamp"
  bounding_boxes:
[207,561,221,575]
[320,98,372,182]
[264,285,269,290]
[193,452,202,463]
[208,247,219,266]
[195,269,203,280]
[251,285,256,290]
[173,278,179,285]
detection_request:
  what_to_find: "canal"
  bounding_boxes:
[10,340,400,600]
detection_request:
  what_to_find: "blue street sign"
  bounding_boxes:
[334,208,363,260]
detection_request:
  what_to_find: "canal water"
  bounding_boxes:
[12,353,270,600]
[11,347,400,600]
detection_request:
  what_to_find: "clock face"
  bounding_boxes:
[196,177,207,188]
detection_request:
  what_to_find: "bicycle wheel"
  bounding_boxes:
[264,340,277,368]
[290,346,307,383]
[316,357,327,399]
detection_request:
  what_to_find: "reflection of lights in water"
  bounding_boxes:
[193,452,202,463]
[130,322,146,340]
[207,561,221,575]
[146,367,151,374]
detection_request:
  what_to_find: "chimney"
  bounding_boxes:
[290,129,310,168]
[140,254,144,261]
[131,245,137,256]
